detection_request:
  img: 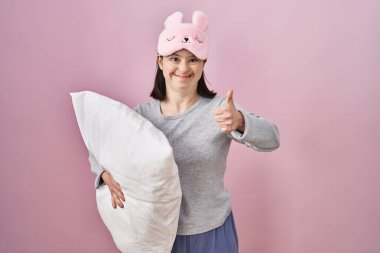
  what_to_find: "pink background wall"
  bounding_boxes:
[1,0,379,252]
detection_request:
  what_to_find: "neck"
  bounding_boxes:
[160,90,199,116]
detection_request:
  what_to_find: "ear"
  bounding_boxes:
[164,11,183,28]
[157,55,163,70]
[192,11,208,31]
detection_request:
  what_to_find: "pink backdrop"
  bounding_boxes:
[1,0,379,252]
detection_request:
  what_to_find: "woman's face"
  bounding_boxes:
[158,49,205,96]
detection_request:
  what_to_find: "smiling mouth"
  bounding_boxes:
[175,74,192,78]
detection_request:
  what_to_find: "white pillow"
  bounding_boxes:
[70,91,182,253]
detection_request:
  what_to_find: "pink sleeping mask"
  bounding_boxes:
[157,11,209,60]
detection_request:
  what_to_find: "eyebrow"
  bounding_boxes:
[169,53,197,58]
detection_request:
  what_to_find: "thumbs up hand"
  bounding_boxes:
[215,89,245,133]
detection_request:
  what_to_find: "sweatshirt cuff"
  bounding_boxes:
[231,110,280,151]
[95,171,106,189]
[230,109,250,143]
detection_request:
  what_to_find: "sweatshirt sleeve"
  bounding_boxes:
[134,103,143,114]
[88,151,106,189]
[223,99,280,152]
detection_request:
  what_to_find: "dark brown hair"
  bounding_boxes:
[150,57,217,100]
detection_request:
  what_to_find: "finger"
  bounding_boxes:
[214,107,224,115]
[215,117,224,124]
[226,89,234,106]
[215,111,232,120]
[220,127,230,133]
[107,183,117,209]
[112,193,124,208]
[116,199,124,208]
[117,198,124,208]
[117,189,125,202]
[218,122,232,130]
[112,188,125,202]
[215,107,231,117]
[112,182,125,202]
[215,116,232,125]
[111,196,117,209]
[120,192,125,202]
[215,114,225,122]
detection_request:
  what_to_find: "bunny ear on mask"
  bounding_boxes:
[164,11,183,28]
[192,11,208,31]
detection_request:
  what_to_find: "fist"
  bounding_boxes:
[214,89,245,133]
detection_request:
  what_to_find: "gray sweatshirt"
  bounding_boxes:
[88,95,280,235]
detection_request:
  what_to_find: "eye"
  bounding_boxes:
[189,58,199,63]
[167,36,175,41]
[194,36,204,43]
[169,56,179,62]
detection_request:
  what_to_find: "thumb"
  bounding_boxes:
[226,89,234,106]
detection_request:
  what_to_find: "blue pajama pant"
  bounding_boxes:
[171,211,239,253]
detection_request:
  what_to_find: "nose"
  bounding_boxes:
[178,60,189,72]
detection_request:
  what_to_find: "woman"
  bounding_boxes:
[89,11,280,253]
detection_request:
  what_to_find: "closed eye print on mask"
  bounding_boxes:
[167,36,175,41]
[194,36,204,43]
